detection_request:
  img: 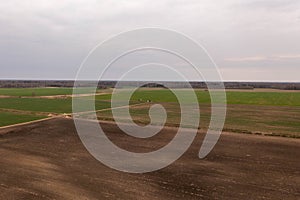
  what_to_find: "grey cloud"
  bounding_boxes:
[0,0,299,81]
[237,0,300,10]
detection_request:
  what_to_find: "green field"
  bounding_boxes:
[0,87,299,138]
[0,88,112,126]
[0,98,73,113]
[94,89,300,106]
[0,112,46,127]
[0,88,74,96]
[0,98,111,113]
[95,88,300,138]
[0,87,107,97]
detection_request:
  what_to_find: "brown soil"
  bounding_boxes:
[0,118,299,200]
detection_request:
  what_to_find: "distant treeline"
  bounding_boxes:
[0,80,299,90]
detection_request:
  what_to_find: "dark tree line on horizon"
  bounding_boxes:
[0,80,299,90]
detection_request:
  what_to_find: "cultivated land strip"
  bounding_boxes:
[0,118,299,199]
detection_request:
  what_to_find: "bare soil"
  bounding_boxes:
[0,118,299,200]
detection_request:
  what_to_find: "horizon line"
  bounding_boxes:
[0,78,299,83]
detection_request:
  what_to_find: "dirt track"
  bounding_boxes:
[0,118,299,199]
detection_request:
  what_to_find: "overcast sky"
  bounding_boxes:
[0,0,299,81]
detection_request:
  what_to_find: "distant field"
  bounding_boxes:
[96,88,300,107]
[226,91,300,106]
[0,98,111,113]
[0,87,112,126]
[2,87,300,107]
[0,98,73,113]
[153,89,300,106]
[0,87,107,97]
[0,87,300,138]
[0,88,74,96]
[95,88,300,138]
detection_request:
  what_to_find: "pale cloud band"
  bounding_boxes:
[225,54,300,62]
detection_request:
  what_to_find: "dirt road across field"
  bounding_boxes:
[0,118,299,200]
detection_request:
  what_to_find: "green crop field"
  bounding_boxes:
[0,112,46,127]
[95,88,300,107]
[226,91,300,106]
[124,89,300,107]
[0,87,300,138]
[0,87,107,97]
[0,98,112,113]
[95,88,300,138]
[0,98,73,113]
[0,88,74,96]
[0,87,113,126]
